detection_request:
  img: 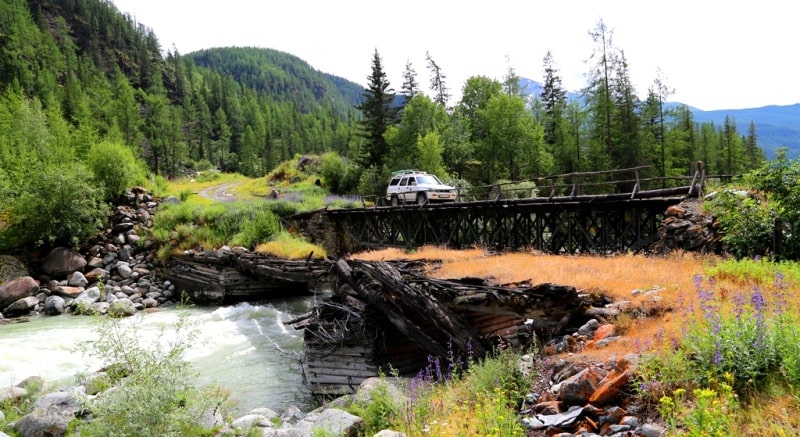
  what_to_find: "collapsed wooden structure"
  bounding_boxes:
[162,249,330,304]
[289,259,585,395]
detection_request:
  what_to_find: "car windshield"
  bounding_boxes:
[416,175,441,185]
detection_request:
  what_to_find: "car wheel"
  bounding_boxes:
[416,192,427,205]
[390,195,399,206]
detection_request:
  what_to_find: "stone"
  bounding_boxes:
[116,263,133,279]
[294,408,364,437]
[0,386,27,403]
[41,247,86,277]
[231,414,275,433]
[0,276,39,309]
[0,255,28,283]
[43,295,66,315]
[68,271,88,288]
[529,405,584,430]
[577,318,600,336]
[589,358,633,406]
[638,423,667,437]
[14,389,85,437]
[532,400,564,415]
[109,298,136,317]
[556,367,607,404]
[84,267,109,283]
[3,296,39,317]
[54,286,84,298]
[356,377,408,405]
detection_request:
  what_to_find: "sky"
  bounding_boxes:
[110,0,797,112]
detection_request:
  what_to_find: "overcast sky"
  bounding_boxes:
[111,0,796,111]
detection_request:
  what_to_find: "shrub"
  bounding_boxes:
[1,162,109,250]
[77,310,229,437]
[88,140,147,201]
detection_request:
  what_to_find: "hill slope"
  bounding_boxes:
[186,47,363,117]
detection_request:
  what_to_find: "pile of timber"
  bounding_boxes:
[290,259,585,395]
[161,247,331,304]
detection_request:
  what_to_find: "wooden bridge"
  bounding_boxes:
[293,165,709,256]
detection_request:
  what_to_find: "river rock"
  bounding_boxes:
[68,271,88,288]
[116,263,132,279]
[0,276,39,308]
[356,377,408,405]
[41,247,86,278]
[293,408,364,437]
[4,296,40,317]
[44,295,66,315]
[14,388,86,437]
[231,414,276,434]
[108,297,136,317]
[0,386,27,403]
[54,285,84,298]
[84,267,109,283]
[0,255,28,283]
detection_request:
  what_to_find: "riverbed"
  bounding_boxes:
[0,296,320,416]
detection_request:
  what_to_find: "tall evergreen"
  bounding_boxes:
[584,19,616,171]
[355,49,398,169]
[426,51,450,107]
[400,59,419,105]
[540,51,568,171]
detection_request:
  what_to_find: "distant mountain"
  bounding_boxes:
[691,104,800,159]
[520,78,799,159]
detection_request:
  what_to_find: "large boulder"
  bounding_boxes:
[13,388,86,437]
[3,296,39,317]
[0,276,39,309]
[0,255,28,283]
[41,248,86,278]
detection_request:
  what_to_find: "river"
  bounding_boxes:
[0,295,321,416]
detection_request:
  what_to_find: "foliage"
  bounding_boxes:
[706,149,800,260]
[255,232,326,260]
[76,310,229,437]
[88,140,148,201]
[704,190,776,258]
[383,346,529,437]
[1,163,109,250]
[0,376,44,430]
[152,201,281,254]
[658,384,737,436]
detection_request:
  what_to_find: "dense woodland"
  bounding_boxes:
[0,0,770,251]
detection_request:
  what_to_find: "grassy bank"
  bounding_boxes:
[350,248,800,436]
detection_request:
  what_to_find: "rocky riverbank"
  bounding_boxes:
[0,188,177,321]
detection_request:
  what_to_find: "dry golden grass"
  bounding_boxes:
[351,246,706,305]
[350,246,797,360]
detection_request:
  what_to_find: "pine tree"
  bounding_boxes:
[355,49,398,169]
[400,59,419,105]
[540,51,568,171]
[426,51,450,107]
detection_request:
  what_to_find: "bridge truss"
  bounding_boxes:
[326,196,684,254]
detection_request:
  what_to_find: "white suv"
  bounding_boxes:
[385,170,458,205]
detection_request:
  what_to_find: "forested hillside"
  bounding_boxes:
[0,0,775,253]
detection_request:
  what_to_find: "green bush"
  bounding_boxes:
[77,310,229,437]
[88,140,147,201]
[1,163,109,250]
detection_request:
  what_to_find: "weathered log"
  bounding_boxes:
[331,259,452,358]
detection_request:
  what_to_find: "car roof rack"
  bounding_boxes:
[391,169,427,176]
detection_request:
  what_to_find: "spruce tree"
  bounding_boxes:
[355,49,398,169]
[426,51,450,107]
[540,51,568,170]
[400,59,419,105]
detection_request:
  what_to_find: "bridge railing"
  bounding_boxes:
[361,164,723,207]
[458,165,710,202]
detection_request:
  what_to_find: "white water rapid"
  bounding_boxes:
[0,296,318,415]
